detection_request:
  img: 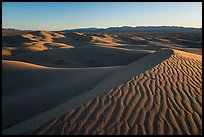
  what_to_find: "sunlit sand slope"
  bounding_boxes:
[25,50,202,135]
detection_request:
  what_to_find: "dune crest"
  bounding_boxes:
[91,34,123,46]
[2,60,49,70]
[173,49,202,60]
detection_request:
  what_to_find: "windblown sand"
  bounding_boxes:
[22,50,202,135]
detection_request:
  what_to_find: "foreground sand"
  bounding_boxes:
[3,49,202,135]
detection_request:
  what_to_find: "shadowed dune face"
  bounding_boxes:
[173,38,202,48]
[2,60,122,129]
[3,46,151,68]
[2,35,31,47]
[24,50,202,135]
[2,30,30,36]
[52,33,92,47]
[116,36,149,45]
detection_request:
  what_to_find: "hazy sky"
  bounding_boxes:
[2,2,202,31]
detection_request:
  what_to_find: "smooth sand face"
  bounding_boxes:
[2,60,122,129]
[2,31,202,135]
[3,45,151,68]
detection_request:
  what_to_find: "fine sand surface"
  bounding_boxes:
[3,49,202,135]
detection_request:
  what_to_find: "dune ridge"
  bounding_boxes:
[2,60,49,70]
[23,49,202,135]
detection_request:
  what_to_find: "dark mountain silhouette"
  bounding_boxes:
[2,28,33,31]
[2,26,202,33]
[61,26,202,33]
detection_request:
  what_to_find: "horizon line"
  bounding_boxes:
[2,25,202,31]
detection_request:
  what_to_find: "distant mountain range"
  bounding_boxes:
[2,26,202,33]
[2,28,16,31]
[2,28,33,32]
[61,26,202,33]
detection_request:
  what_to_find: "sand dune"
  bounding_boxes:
[116,35,149,45]
[149,41,202,55]
[21,49,201,135]
[21,31,73,51]
[91,34,123,46]
[4,45,151,68]
[2,60,48,70]
[23,31,65,42]
[54,32,93,47]
[2,60,122,130]
[3,31,202,57]
[2,49,12,56]
[90,34,149,47]
[2,31,75,56]
[44,43,74,49]
[3,49,202,135]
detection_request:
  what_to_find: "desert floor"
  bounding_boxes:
[2,31,202,135]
